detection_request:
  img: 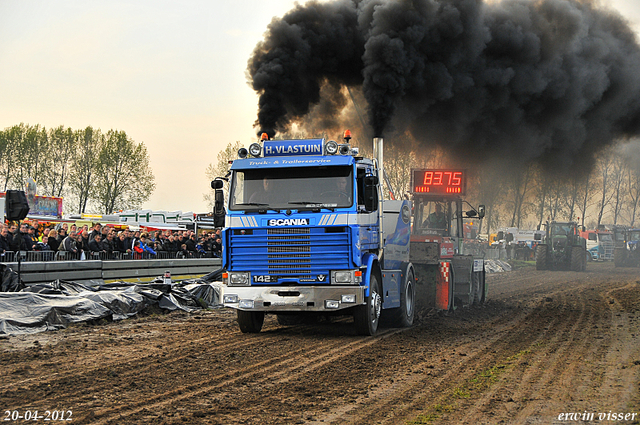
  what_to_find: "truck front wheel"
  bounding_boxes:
[354,272,382,336]
[237,310,264,333]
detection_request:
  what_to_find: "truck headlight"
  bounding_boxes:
[239,299,254,309]
[249,143,262,157]
[341,294,356,303]
[224,294,239,303]
[332,270,361,284]
[334,271,352,283]
[325,140,338,155]
[229,272,249,285]
[325,300,340,309]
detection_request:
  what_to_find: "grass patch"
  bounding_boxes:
[508,260,536,270]
[406,349,532,424]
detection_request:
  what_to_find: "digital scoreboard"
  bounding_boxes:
[412,169,466,196]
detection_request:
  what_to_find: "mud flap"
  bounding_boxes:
[436,261,452,311]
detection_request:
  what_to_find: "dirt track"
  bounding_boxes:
[1,262,640,424]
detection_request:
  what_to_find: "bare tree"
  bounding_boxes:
[474,163,505,235]
[627,169,640,227]
[508,165,533,228]
[576,173,593,229]
[204,141,244,209]
[593,153,615,227]
[607,148,628,225]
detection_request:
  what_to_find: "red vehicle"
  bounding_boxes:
[409,169,486,311]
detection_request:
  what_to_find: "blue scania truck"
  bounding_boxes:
[211,132,485,335]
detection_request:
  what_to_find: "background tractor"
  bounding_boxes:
[614,228,640,268]
[535,221,587,271]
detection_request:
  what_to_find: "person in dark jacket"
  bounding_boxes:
[88,233,104,253]
[184,234,198,254]
[80,230,90,252]
[7,224,20,251]
[47,229,60,252]
[0,225,10,254]
[115,232,132,258]
[101,232,116,258]
[57,228,67,245]
[89,223,102,243]
[12,223,31,251]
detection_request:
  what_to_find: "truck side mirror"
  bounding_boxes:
[477,205,485,218]
[364,175,378,212]
[212,179,225,227]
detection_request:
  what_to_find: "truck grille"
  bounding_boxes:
[229,226,351,281]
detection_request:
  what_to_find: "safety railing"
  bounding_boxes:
[1,250,219,263]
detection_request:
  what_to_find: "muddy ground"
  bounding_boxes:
[1,262,640,424]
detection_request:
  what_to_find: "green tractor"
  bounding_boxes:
[534,221,587,271]
[614,228,640,268]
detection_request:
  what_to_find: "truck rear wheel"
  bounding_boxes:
[354,272,381,336]
[535,245,549,270]
[385,267,415,328]
[237,310,264,333]
[570,246,584,272]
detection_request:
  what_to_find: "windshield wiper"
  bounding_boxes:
[288,201,335,212]
[235,202,280,213]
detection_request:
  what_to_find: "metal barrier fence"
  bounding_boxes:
[2,257,223,285]
[1,250,218,263]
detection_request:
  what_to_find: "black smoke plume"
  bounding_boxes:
[248,0,640,172]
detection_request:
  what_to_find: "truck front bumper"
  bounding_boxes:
[221,285,366,312]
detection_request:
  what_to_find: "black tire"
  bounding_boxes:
[570,246,584,272]
[614,248,626,268]
[479,270,486,303]
[535,245,549,270]
[237,310,264,333]
[385,267,416,327]
[354,271,382,335]
[471,271,481,305]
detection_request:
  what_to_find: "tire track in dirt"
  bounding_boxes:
[308,285,575,424]
[0,320,285,407]
[84,328,404,424]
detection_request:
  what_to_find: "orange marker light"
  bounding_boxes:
[354,271,362,277]
[343,129,352,141]
[260,132,269,141]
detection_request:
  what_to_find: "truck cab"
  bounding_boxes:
[580,229,614,261]
[212,134,415,335]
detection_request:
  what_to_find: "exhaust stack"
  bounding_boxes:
[373,137,385,250]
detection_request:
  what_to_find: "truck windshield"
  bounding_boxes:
[229,166,353,211]
[629,231,640,241]
[598,233,613,242]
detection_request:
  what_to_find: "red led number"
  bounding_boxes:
[452,172,461,186]
[423,171,433,185]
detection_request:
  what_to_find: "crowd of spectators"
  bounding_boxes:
[0,221,222,261]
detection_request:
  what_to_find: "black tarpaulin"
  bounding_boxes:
[0,292,113,335]
[0,269,224,336]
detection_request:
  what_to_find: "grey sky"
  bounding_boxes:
[1,0,638,213]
